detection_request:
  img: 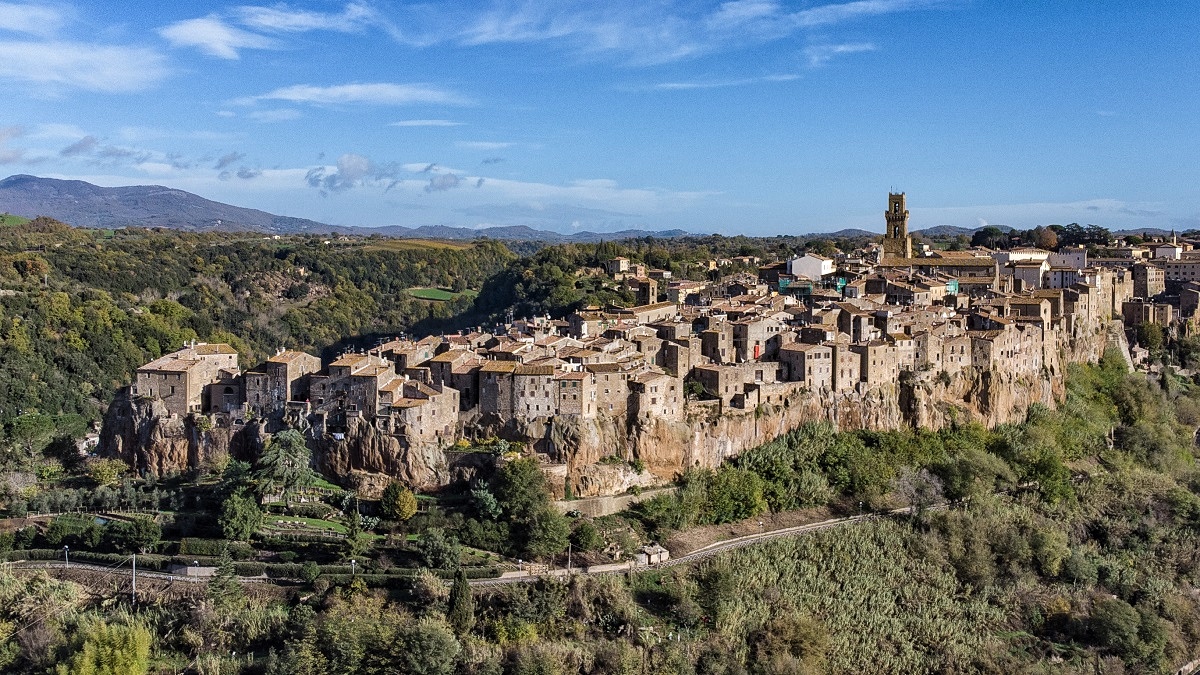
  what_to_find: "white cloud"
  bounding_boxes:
[158,16,275,59]
[391,119,464,127]
[248,108,301,122]
[793,0,943,28]
[446,0,944,66]
[29,123,88,139]
[456,140,512,150]
[805,42,876,66]
[0,2,64,36]
[0,40,168,92]
[0,124,23,163]
[234,2,377,33]
[248,82,470,106]
[648,73,798,90]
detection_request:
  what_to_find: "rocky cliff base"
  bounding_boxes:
[99,328,1111,498]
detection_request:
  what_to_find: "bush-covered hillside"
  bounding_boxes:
[0,220,514,429]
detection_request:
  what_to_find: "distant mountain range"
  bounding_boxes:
[0,175,692,243]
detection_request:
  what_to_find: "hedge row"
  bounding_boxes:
[0,549,171,570]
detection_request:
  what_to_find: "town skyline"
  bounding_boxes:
[0,2,1196,235]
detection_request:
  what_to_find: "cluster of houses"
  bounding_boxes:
[130,193,1198,452]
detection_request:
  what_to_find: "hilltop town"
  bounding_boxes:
[103,194,1192,496]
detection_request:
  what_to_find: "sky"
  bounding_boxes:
[0,1,1197,236]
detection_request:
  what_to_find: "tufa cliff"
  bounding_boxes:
[99,324,1112,498]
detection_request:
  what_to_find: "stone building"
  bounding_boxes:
[630,371,683,422]
[1132,261,1165,299]
[556,371,597,418]
[778,342,833,390]
[881,192,912,262]
[134,343,240,417]
[244,350,322,415]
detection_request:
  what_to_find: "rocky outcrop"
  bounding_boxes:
[101,325,1113,496]
[98,390,257,475]
[314,416,447,492]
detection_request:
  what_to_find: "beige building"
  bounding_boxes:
[135,343,240,417]
[244,350,322,415]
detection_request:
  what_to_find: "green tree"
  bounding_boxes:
[707,467,768,524]
[1137,322,1164,350]
[255,429,317,507]
[87,459,128,487]
[104,517,160,554]
[207,548,245,610]
[524,508,570,558]
[8,413,55,466]
[1090,598,1141,656]
[381,481,418,521]
[54,619,151,675]
[218,492,263,540]
[415,527,460,570]
[447,568,475,634]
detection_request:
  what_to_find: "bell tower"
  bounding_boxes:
[882,192,912,261]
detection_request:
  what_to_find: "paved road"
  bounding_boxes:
[5,506,920,589]
[470,507,922,587]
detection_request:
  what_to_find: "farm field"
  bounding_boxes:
[405,286,479,301]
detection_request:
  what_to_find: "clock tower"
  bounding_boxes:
[882,192,912,261]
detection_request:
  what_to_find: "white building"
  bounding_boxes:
[787,253,834,281]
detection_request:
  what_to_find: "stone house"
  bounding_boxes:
[778,342,833,390]
[513,365,557,419]
[135,343,240,417]
[630,371,683,422]
[555,371,597,418]
[381,380,460,443]
[244,349,322,415]
[852,340,899,387]
[587,363,631,416]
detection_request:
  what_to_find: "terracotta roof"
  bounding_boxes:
[480,361,517,373]
[193,343,238,355]
[268,350,314,364]
[514,364,555,376]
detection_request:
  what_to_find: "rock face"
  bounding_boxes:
[98,391,257,476]
[100,325,1113,496]
[314,416,448,492]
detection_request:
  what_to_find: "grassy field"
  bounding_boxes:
[405,287,479,301]
[362,238,474,252]
[0,213,30,226]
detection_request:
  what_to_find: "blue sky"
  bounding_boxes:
[0,1,1196,235]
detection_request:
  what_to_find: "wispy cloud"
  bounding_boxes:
[391,119,464,127]
[794,0,943,28]
[158,16,276,59]
[650,73,798,90]
[234,2,378,33]
[60,135,98,157]
[246,82,470,106]
[0,125,23,163]
[248,108,301,122]
[805,42,875,66]
[0,2,64,37]
[214,151,244,169]
[0,41,168,92]
[447,0,945,66]
[457,140,512,150]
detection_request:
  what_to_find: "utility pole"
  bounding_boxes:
[63,545,68,568]
[131,554,137,604]
[567,542,572,573]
